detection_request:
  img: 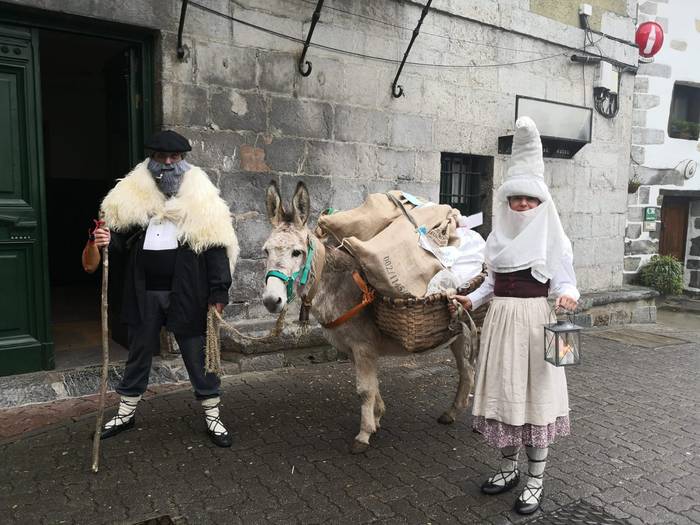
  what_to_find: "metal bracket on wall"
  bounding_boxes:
[391,0,433,98]
[298,0,325,76]
[177,0,190,60]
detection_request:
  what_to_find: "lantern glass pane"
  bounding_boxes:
[544,324,581,366]
[557,332,580,366]
[545,329,557,364]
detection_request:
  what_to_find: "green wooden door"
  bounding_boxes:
[0,25,52,376]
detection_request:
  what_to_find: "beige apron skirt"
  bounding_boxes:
[472,297,570,443]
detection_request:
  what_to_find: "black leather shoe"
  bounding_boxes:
[208,429,232,448]
[99,417,135,440]
[514,487,542,515]
[481,471,520,495]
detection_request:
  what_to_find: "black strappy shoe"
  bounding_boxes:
[514,457,546,515]
[100,398,139,440]
[481,450,521,495]
[204,402,232,448]
[514,482,543,514]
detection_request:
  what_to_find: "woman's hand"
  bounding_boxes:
[448,295,472,314]
[556,294,578,312]
[93,228,111,248]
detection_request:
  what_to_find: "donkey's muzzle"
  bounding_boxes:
[263,294,284,313]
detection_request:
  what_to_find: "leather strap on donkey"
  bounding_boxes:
[323,271,375,329]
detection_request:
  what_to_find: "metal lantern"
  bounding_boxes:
[544,316,582,367]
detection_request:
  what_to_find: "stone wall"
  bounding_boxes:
[624,185,660,282]
[4,0,638,316]
[530,0,630,32]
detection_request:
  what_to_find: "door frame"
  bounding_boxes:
[0,5,155,167]
[0,5,154,374]
[659,194,690,263]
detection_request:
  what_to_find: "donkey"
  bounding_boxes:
[262,181,478,453]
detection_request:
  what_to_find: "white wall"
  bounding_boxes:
[643,0,700,185]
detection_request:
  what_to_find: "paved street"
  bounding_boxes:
[2,320,699,525]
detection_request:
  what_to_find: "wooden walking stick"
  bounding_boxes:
[91,242,109,473]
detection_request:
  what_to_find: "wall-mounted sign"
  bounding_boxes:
[498,96,593,159]
[636,21,664,59]
[644,207,657,221]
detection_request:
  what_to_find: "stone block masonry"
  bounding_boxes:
[4,0,638,321]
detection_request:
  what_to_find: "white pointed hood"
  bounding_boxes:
[484,117,572,282]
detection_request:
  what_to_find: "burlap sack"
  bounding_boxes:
[317,191,418,243]
[343,204,460,298]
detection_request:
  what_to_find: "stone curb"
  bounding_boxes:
[0,344,340,410]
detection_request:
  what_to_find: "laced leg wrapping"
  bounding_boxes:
[202,397,228,436]
[104,395,141,429]
[519,446,548,503]
[488,446,520,486]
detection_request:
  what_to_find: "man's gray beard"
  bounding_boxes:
[147,158,191,196]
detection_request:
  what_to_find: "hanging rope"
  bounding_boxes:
[449,299,480,361]
[204,305,290,375]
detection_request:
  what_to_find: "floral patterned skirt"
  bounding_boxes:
[472,415,571,448]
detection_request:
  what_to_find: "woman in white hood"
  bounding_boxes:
[450,117,579,515]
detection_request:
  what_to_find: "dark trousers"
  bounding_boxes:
[116,290,220,400]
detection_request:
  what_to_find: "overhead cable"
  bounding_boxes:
[295,0,553,56]
[190,1,568,69]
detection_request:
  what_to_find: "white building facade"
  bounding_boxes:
[625,0,700,292]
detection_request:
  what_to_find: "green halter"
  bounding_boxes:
[265,238,315,303]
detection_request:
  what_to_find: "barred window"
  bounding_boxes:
[439,153,491,218]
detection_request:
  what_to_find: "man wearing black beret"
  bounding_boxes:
[93,130,239,447]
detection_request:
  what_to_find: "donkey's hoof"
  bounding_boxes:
[438,412,455,425]
[350,440,370,454]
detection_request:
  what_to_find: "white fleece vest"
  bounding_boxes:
[100,160,239,272]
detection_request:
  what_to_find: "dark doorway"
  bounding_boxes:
[39,29,134,368]
[659,196,689,263]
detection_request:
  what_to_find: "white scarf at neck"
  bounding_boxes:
[484,198,572,283]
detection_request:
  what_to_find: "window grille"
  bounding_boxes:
[439,153,489,217]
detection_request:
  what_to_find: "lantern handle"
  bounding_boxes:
[550,304,575,323]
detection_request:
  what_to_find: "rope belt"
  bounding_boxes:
[322,271,375,329]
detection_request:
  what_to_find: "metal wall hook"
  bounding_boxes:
[177,0,190,60]
[298,0,324,77]
[390,0,433,98]
[299,60,313,77]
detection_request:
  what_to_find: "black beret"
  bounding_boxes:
[144,130,192,153]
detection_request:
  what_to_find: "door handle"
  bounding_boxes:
[0,214,20,225]
[0,215,36,228]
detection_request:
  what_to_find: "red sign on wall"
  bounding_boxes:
[636,21,664,58]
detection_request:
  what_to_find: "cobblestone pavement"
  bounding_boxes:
[2,323,699,525]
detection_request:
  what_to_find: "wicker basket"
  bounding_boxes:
[373,272,488,353]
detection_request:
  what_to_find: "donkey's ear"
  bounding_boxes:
[291,181,311,227]
[266,181,284,226]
